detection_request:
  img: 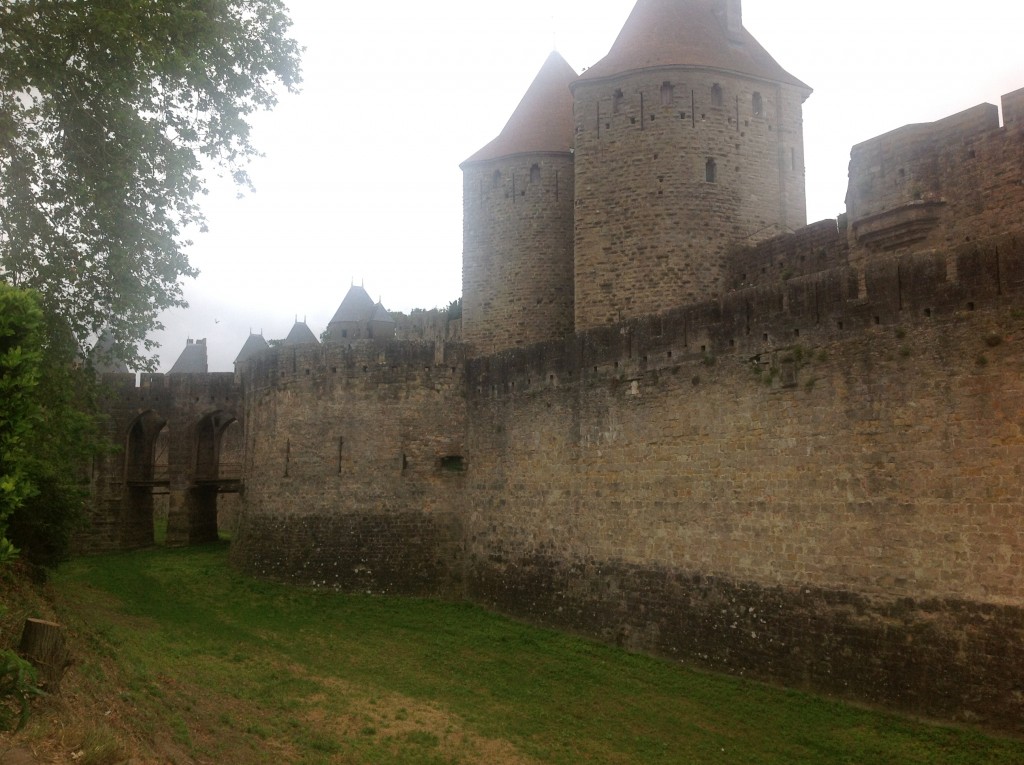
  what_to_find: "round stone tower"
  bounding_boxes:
[571,0,811,330]
[461,51,577,355]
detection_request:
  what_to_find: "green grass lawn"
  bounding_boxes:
[41,544,1024,764]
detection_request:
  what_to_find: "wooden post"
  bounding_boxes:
[18,618,71,693]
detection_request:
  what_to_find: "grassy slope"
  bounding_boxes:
[3,544,1023,764]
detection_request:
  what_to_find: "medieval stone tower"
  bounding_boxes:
[463,0,811,347]
[83,0,1024,734]
[461,52,578,354]
[572,0,810,328]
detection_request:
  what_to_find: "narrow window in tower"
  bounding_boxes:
[491,169,501,189]
[711,83,723,107]
[752,92,764,117]
[660,81,674,106]
[530,164,541,184]
[613,88,624,114]
[706,158,717,183]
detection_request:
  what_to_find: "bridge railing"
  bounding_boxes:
[126,463,243,485]
[125,466,171,485]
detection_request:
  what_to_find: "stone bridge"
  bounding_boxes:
[80,372,244,553]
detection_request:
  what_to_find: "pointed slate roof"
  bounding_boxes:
[168,339,208,374]
[284,320,320,346]
[370,302,395,325]
[576,0,809,92]
[462,51,578,165]
[90,330,130,374]
[234,333,270,365]
[329,285,377,324]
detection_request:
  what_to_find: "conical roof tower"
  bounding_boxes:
[577,0,807,89]
[168,339,208,374]
[234,332,270,366]
[284,320,320,346]
[463,51,577,164]
[570,0,811,330]
[461,51,578,354]
[90,330,131,374]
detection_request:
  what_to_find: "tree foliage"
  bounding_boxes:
[0,285,44,544]
[0,0,302,368]
[0,283,104,569]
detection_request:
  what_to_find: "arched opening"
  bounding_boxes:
[216,420,244,538]
[188,411,241,545]
[124,410,169,548]
[491,169,501,189]
[530,163,541,184]
[711,83,723,107]
[752,91,763,117]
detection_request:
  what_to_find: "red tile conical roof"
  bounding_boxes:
[462,51,578,165]
[576,0,809,92]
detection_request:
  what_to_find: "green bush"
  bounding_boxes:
[0,649,43,731]
[0,284,103,569]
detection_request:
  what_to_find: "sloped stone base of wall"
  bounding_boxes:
[467,553,1024,733]
[230,512,464,598]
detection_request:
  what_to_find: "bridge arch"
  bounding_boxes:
[165,409,243,545]
[123,409,170,547]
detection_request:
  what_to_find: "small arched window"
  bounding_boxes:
[530,164,541,184]
[705,158,717,183]
[711,83,723,107]
[491,169,501,189]
[613,88,624,114]
[660,81,674,107]
[752,91,763,117]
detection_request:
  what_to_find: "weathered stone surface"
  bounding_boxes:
[80,0,1024,735]
[82,372,243,553]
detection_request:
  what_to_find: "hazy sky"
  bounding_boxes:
[150,0,1024,372]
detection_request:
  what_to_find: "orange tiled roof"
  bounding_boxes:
[576,0,809,92]
[462,51,578,165]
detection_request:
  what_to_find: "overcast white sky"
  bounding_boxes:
[150,0,1024,372]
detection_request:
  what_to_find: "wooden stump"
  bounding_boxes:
[17,618,71,693]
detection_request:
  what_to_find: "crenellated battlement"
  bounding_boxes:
[240,339,466,393]
[467,230,1024,398]
[86,1,1024,733]
[847,90,1024,258]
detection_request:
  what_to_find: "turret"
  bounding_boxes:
[570,0,811,330]
[283,320,319,346]
[168,338,208,374]
[233,332,270,379]
[325,285,396,342]
[461,51,578,354]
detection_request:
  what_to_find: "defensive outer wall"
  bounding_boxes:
[228,85,1024,732]
[85,371,243,552]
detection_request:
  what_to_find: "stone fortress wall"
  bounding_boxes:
[571,68,808,329]
[232,340,467,595]
[87,0,1024,734]
[229,82,1024,730]
[85,368,243,553]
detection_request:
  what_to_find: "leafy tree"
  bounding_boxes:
[0,0,302,368]
[0,285,43,558]
[0,284,102,569]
